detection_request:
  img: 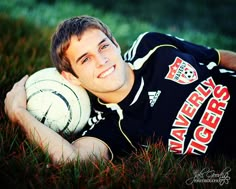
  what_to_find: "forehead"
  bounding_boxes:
[75,28,106,42]
[65,29,108,60]
[70,29,107,49]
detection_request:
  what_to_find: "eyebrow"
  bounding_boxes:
[75,38,107,64]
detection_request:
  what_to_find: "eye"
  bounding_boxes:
[81,57,89,64]
[101,44,109,50]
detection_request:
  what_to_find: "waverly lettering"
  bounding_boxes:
[169,77,230,155]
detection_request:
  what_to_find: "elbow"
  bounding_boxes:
[49,146,80,165]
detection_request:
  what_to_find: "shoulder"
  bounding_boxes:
[123,32,178,64]
[137,32,180,44]
[133,32,175,47]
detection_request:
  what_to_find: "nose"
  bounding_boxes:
[96,53,108,67]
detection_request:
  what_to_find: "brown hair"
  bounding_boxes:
[50,15,114,76]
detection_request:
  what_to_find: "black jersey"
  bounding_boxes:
[78,32,236,159]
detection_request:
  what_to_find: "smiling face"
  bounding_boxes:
[64,28,134,103]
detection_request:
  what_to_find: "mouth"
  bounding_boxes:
[98,65,115,78]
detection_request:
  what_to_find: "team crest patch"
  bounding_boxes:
[165,57,198,85]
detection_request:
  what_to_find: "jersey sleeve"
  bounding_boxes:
[124,32,220,66]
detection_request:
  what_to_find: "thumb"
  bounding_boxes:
[14,75,29,88]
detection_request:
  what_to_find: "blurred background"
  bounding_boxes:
[0,0,235,50]
[78,0,236,37]
[1,0,235,94]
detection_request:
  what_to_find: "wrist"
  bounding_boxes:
[14,107,29,125]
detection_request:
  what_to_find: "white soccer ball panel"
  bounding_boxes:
[25,67,91,134]
[27,90,71,132]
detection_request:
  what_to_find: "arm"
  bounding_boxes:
[4,75,109,163]
[218,49,236,71]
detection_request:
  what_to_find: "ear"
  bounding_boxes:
[61,71,81,86]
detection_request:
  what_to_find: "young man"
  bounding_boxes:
[4,15,236,164]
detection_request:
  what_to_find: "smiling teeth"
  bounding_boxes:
[99,66,114,78]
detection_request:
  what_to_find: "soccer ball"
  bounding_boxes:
[25,67,91,135]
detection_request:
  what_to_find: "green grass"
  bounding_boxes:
[0,0,236,188]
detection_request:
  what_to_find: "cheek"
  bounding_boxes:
[73,64,86,76]
[78,67,94,81]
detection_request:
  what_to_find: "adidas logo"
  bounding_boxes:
[148,90,161,107]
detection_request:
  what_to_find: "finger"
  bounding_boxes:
[18,75,29,86]
[13,75,29,88]
[5,75,28,102]
[4,92,10,114]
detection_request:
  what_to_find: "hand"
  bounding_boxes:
[4,75,29,123]
[218,50,236,71]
